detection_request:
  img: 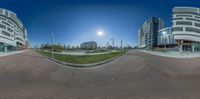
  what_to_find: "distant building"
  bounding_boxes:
[138,17,166,49]
[172,7,200,52]
[137,28,143,48]
[0,8,28,52]
[157,27,177,47]
[80,41,97,50]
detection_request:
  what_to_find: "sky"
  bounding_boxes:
[0,0,200,47]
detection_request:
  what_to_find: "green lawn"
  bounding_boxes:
[38,51,125,64]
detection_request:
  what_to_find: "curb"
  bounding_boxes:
[43,54,123,68]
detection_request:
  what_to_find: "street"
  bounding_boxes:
[0,50,200,99]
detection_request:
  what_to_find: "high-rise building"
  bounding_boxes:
[172,7,200,52]
[138,17,165,49]
[0,8,28,52]
[137,28,143,48]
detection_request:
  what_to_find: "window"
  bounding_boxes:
[174,34,200,38]
[2,30,10,37]
[7,27,13,32]
[176,15,193,17]
[173,27,183,31]
[185,18,200,23]
[0,24,6,29]
[0,9,3,14]
[195,16,200,19]
[5,10,8,16]
[0,17,6,21]
[195,23,200,27]
[174,8,198,13]
[176,21,192,25]
[16,37,23,42]
[7,20,13,25]
[173,17,183,20]
[174,12,200,16]
[10,13,16,19]
[185,27,200,33]
[2,21,10,26]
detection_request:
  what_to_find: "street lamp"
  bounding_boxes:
[51,33,54,58]
[121,40,123,50]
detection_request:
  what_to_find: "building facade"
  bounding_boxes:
[137,28,143,48]
[0,8,28,52]
[80,41,97,50]
[172,7,200,52]
[138,17,165,49]
[158,27,177,48]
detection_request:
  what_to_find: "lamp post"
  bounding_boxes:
[51,33,54,58]
[121,40,123,51]
[164,36,167,51]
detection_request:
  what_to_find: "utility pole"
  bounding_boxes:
[51,33,54,58]
[164,37,167,51]
[113,39,114,48]
[121,40,123,50]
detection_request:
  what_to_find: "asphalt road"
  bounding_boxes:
[0,50,200,99]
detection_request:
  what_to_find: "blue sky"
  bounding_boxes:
[1,0,200,47]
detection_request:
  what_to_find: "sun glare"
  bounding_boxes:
[97,31,104,36]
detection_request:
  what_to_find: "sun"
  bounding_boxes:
[97,31,104,36]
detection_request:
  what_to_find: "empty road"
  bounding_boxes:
[0,50,200,99]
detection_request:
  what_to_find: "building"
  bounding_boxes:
[138,17,165,49]
[80,41,97,50]
[172,7,200,52]
[157,27,177,49]
[137,28,143,48]
[0,8,28,52]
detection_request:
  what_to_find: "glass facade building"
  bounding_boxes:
[158,27,176,46]
[0,8,28,52]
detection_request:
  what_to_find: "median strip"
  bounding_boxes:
[37,51,125,67]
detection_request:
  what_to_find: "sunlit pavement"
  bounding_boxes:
[0,50,200,99]
[0,50,28,57]
[139,50,200,58]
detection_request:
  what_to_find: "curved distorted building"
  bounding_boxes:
[0,8,28,52]
[172,7,200,52]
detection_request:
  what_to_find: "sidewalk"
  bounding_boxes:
[138,50,200,58]
[0,50,28,57]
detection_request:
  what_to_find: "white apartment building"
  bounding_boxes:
[0,8,28,52]
[172,7,200,52]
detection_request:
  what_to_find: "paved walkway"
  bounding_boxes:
[0,50,28,57]
[139,50,200,58]
[0,50,200,99]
